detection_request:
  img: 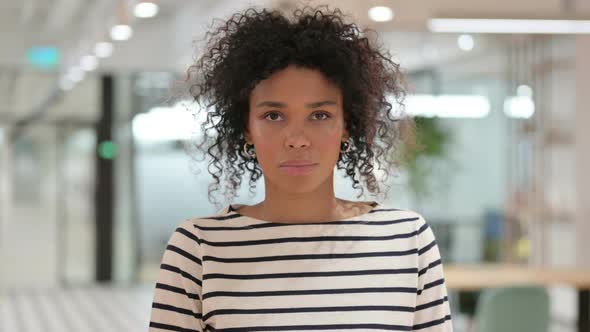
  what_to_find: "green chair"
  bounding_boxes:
[474,286,550,332]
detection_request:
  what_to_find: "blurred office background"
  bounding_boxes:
[1,0,589,331]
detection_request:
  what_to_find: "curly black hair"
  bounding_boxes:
[183,5,416,208]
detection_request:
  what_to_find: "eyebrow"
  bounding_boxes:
[255,100,338,108]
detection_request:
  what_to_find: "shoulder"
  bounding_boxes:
[169,205,239,238]
[373,204,428,226]
[164,218,205,247]
[393,209,435,240]
[372,205,437,244]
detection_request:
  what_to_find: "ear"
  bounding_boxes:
[244,128,252,144]
[341,127,349,141]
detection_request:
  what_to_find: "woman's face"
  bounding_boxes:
[245,65,348,193]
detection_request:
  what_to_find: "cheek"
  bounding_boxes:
[316,120,345,150]
[254,139,276,159]
[316,129,342,149]
[247,123,276,154]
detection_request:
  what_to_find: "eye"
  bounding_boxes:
[312,111,331,120]
[263,112,283,121]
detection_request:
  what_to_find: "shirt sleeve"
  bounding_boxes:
[149,219,204,332]
[412,215,453,331]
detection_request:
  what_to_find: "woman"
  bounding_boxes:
[149,5,452,331]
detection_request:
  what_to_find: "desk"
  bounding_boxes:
[444,264,590,332]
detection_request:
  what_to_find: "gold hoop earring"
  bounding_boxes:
[243,142,256,158]
[340,139,351,153]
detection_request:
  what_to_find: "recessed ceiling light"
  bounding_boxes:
[134,2,159,18]
[110,24,133,41]
[368,6,394,22]
[401,94,491,118]
[59,76,74,91]
[457,34,474,51]
[517,84,533,97]
[429,18,590,34]
[67,66,85,82]
[504,96,535,118]
[80,55,98,71]
[94,42,113,58]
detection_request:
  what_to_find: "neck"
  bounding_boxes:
[258,175,342,223]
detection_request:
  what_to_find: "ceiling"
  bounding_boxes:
[0,0,587,124]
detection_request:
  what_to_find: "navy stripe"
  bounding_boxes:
[152,302,202,319]
[156,283,200,300]
[166,245,202,266]
[204,268,418,280]
[202,286,418,300]
[416,296,449,311]
[418,240,436,256]
[417,278,445,295]
[194,216,419,231]
[206,323,413,331]
[412,314,452,330]
[160,264,202,287]
[203,248,418,263]
[203,304,415,321]
[149,321,200,332]
[369,208,403,213]
[418,259,442,276]
[417,223,429,235]
[176,227,202,246]
[205,213,244,221]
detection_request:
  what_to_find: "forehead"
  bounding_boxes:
[250,65,342,103]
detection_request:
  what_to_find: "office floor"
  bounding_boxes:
[0,285,153,332]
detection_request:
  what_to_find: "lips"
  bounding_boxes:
[279,160,317,167]
[279,160,319,176]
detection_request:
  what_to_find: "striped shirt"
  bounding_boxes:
[149,201,453,331]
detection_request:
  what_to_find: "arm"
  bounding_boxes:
[149,220,204,332]
[413,215,453,331]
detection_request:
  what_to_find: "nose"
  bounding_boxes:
[284,129,311,149]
